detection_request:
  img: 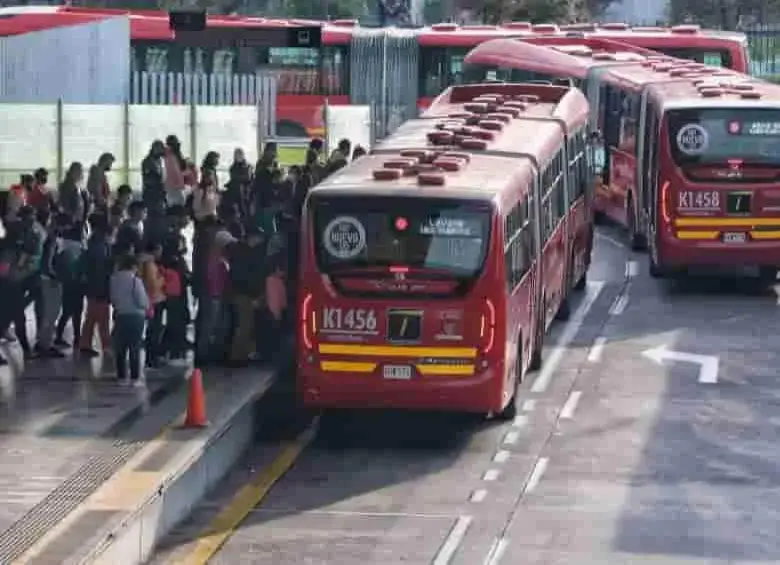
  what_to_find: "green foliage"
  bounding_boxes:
[479,0,611,25]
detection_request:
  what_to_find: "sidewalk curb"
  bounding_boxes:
[72,368,282,565]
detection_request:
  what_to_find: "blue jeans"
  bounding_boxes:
[113,313,145,381]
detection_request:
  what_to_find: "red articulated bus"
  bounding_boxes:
[462,38,749,246]
[0,6,750,137]
[584,58,747,249]
[296,82,593,419]
[628,77,780,281]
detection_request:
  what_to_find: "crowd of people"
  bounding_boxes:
[0,134,365,385]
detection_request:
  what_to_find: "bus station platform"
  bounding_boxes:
[0,344,280,565]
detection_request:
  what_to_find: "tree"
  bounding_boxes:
[478,0,602,24]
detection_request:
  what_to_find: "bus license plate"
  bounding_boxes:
[723,232,746,243]
[383,365,412,380]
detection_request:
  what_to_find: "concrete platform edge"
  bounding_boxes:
[75,370,279,565]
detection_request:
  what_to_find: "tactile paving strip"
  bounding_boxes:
[0,436,146,563]
[0,375,187,563]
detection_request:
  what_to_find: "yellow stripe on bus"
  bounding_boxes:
[750,230,780,240]
[320,361,377,373]
[674,217,780,227]
[416,364,475,376]
[676,230,719,240]
[318,344,478,358]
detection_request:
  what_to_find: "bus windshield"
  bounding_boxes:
[653,48,730,68]
[313,196,492,278]
[460,63,579,88]
[667,108,780,168]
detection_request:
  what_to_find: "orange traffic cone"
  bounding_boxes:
[184,368,208,428]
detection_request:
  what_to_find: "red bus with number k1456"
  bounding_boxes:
[296,82,596,419]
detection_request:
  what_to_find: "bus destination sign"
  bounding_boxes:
[419,216,481,237]
[742,121,780,136]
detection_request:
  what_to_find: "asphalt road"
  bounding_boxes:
[152,224,780,565]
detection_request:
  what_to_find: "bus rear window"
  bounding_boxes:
[313,196,491,278]
[460,63,579,88]
[668,108,780,166]
[655,48,730,68]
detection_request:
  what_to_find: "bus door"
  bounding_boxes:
[585,68,609,209]
[638,92,661,242]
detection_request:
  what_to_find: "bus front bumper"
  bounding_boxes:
[298,363,501,414]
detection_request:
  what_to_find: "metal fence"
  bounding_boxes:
[744,24,780,77]
[0,100,273,190]
[0,16,130,104]
[350,28,420,141]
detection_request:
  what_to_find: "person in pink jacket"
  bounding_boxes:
[164,135,187,207]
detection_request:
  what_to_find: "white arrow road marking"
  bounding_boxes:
[642,345,719,384]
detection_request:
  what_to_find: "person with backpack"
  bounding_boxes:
[35,212,70,358]
[110,253,149,386]
[160,237,189,363]
[79,213,113,357]
[54,223,85,349]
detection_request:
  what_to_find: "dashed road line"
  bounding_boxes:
[502,430,520,445]
[559,390,582,419]
[433,515,473,565]
[608,293,628,316]
[482,469,500,482]
[483,537,509,565]
[596,231,625,249]
[512,414,528,428]
[470,489,487,503]
[532,281,605,393]
[521,399,536,412]
[587,336,607,362]
[625,260,639,278]
[492,450,510,463]
[524,457,549,493]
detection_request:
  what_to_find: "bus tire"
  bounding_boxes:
[556,293,571,321]
[528,322,543,372]
[594,211,606,225]
[627,195,646,251]
[758,267,777,285]
[496,343,524,421]
[649,255,665,279]
[574,270,587,291]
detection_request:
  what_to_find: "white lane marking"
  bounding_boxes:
[532,281,605,393]
[774,284,780,306]
[608,293,628,316]
[483,537,509,565]
[503,430,520,445]
[483,469,501,481]
[470,489,487,503]
[559,391,582,419]
[596,232,625,248]
[625,260,639,278]
[587,336,607,362]
[493,450,511,463]
[433,515,473,565]
[512,414,528,428]
[524,457,549,493]
[521,399,536,412]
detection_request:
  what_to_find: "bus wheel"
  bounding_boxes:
[556,294,571,321]
[574,270,587,291]
[758,267,777,285]
[528,321,543,372]
[496,345,523,421]
[649,255,665,279]
[627,197,646,251]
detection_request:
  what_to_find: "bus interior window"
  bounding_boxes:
[322,45,349,95]
[420,47,468,97]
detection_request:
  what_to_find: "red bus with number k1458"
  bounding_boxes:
[296,82,595,419]
[627,76,780,280]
